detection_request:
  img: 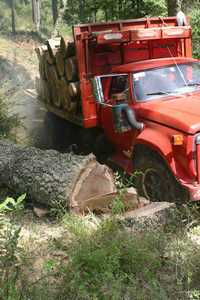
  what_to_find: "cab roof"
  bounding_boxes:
[112,57,198,73]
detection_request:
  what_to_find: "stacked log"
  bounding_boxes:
[35,37,80,114]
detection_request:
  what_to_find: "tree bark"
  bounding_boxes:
[0,140,116,211]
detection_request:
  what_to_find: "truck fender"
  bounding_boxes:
[134,127,176,175]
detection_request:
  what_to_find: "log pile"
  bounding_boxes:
[35,37,81,114]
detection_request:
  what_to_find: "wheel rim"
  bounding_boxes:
[142,168,164,201]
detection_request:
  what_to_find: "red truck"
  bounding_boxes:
[38,16,200,203]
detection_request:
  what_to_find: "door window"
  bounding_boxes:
[93,74,129,103]
[109,75,129,98]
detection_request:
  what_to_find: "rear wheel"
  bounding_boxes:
[134,152,188,203]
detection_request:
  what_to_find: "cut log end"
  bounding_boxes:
[69,159,116,212]
[65,56,78,81]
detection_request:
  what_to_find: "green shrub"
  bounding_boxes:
[48,213,200,300]
[57,219,162,299]
[0,195,26,300]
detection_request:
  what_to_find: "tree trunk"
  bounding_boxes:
[0,140,116,211]
[52,0,68,38]
[10,0,16,34]
[79,0,85,22]
[32,0,41,32]
[167,0,180,16]
[51,0,58,25]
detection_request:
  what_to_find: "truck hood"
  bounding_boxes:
[139,93,200,134]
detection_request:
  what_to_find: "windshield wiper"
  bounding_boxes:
[146,91,173,96]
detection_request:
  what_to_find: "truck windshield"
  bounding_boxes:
[133,62,200,101]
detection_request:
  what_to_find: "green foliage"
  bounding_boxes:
[0,0,167,36]
[58,218,164,299]
[111,191,126,214]
[0,194,26,300]
[52,213,200,300]
[0,194,26,213]
[64,0,166,25]
[191,9,200,58]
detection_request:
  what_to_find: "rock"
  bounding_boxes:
[119,202,176,229]
[33,206,49,218]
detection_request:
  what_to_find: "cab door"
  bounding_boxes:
[93,74,137,153]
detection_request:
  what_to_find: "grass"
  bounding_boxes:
[0,195,26,300]
[1,205,200,300]
[54,210,200,300]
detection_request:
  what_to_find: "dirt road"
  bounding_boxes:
[0,34,46,143]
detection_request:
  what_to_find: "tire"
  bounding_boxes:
[134,154,188,203]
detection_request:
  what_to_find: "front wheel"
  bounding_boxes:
[134,155,188,203]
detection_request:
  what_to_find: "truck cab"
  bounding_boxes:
[94,57,200,201]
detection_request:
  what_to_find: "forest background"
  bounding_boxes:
[0,1,200,51]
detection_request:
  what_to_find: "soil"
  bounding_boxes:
[0,34,46,143]
[16,209,69,283]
